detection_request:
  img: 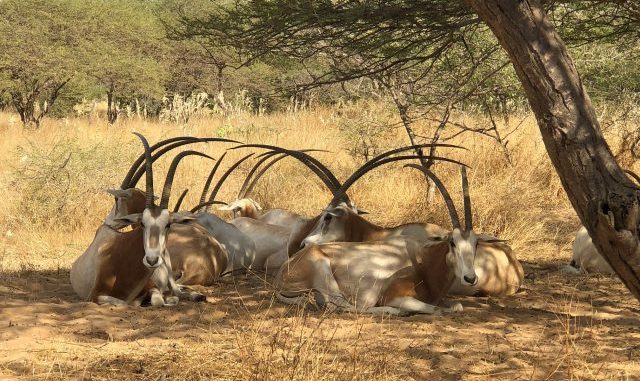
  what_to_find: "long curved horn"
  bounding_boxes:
[365,143,465,167]
[240,149,329,199]
[238,152,280,199]
[132,132,155,208]
[330,155,468,205]
[160,151,214,209]
[121,136,198,189]
[173,189,189,213]
[461,166,472,231]
[205,153,254,212]
[404,164,461,230]
[128,137,241,188]
[189,200,228,214]
[624,170,640,186]
[198,153,227,211]
[229,144,342,196]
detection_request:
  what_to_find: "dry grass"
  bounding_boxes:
[0,106,639,380]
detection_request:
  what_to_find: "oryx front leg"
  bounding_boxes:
[383,296,442,314]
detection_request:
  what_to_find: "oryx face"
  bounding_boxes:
[301,204,351,247]
[140,208,171,268]
[448,228,478,286]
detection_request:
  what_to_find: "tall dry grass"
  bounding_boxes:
[1,106,639,381]
[0,104,636,273]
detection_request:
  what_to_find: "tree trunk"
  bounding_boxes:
[466,0,640,300]
[107,89,118,124]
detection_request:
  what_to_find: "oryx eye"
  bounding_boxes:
[324,214,333,222]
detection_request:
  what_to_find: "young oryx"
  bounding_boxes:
[70,134,227,305]
[276,166,499,315]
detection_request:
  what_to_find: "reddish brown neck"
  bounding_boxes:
[346,213,388,242]
[412,241,455,305]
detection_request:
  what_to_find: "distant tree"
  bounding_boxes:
[0,0,88,127]
[85,1,167,124]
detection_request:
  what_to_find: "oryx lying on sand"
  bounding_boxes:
[566,170,639,276]
[267,145,524,297]
[567,226,616,275]
[70,135,228,305]
[276,166,505,315]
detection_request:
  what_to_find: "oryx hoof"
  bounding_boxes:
[150,293,165,307]
[448,302,463,313]
[192,293,206,303]
[164,296,179,306]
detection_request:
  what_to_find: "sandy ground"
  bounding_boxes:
[1,260,639,381]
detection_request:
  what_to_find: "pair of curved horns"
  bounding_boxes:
[122,137,240,189]
[132,133,213,210]
[229,144,342,196]
[405,164,473,231]
[329,143,466,205]
[238,149,329,199]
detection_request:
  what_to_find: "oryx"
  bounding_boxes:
[275,166,502,315]
[70,134,228,305]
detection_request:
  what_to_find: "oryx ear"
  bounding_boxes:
[218,204,240,212]
[248,198,263,211]
[327,208,347,217]
[170,212,197,224]
[113,213,143,225]
[105,188,128,197]
[477,233,508,243]
[356,208,369,215]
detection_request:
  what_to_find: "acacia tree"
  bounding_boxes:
[181,0,640,300]
[467,0,640,299]
[0,0,85,127]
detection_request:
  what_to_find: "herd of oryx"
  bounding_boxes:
[70,133,619,315]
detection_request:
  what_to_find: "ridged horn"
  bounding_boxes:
[198,153,227,212]
[624,170,640,186]
[461,166,472,231]
[238,152,280,199]
[189,200,228,214]
[173,189,189,213]
[240,149,329,199]
[160,151,213,210]
[404,164,461,230]
[229,144,341,196]
[128,137,240,188]
[330,155,468,205]
[132,132,155,208]
[205,153,254,212]
[121,136,198,189]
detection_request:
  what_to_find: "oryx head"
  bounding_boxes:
[219,198,263,218]
[300,144,465,247]
[406,164,480,287]
[114,133,210,269]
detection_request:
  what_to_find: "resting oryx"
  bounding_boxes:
[288,157,524,297]
[219,152,314,228]
[276,166,505,315]
[566,226,616,275]
[566,170,639,276]
[70,135,228,305]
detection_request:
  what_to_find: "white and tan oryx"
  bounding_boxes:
[282,149,524,297]
[566,170,640,276]
[70,135,228,305]
[219,152,315,228]
[276,166,502,315]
